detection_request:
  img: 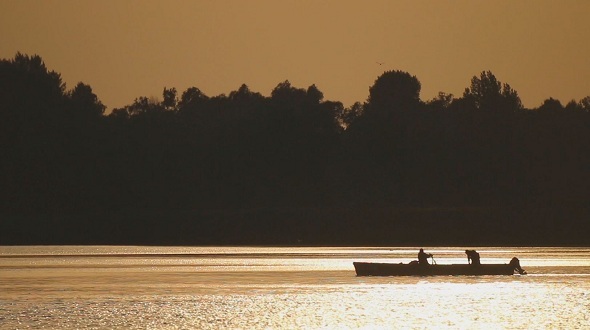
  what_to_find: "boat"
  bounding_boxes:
[353,257,526,276]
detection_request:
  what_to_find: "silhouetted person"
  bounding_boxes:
[418,248,433,266]
[465,249,480,265]
[510,257,526,275]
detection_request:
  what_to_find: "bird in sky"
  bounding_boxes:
[376,61,385,65]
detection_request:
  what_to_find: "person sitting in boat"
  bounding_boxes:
[465,249,480,265]
[418,248,433,266]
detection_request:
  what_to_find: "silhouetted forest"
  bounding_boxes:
[1,53,589,245]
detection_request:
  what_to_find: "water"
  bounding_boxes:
[1,246,589,329]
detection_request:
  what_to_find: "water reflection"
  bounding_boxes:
[0,246,589,329]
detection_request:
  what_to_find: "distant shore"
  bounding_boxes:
[2,205,588,246]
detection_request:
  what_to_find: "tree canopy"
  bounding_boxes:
[1,53,589,246]
[367,70,422,111]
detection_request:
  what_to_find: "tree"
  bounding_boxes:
[162,87,177,111]
[579,96,590,112]
[175,87,210,120]
[179,87,208,109]
[564,100,580,112]
[110,96,164,118]
[337,102,364,128]
[537,97,563,113]
[367,70,421,111]
[67,82,106,119]
[463,71,522,111]
[270,80,307,106]
[306,84,324,104]
[228,84,264,104]
[426,92,454,110]
[0,53,66,120]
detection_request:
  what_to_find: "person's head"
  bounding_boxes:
[420,248,424,252]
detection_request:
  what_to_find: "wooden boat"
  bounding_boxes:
[353,257,526,276]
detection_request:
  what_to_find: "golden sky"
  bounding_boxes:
[1,0,589,110]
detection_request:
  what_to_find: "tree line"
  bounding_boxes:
[1,53,588,245]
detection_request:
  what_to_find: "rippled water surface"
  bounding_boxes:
[1,246,589,329]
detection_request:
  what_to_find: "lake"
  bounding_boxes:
[1,246,589,329]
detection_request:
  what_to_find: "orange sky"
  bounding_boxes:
[1,0,589,110]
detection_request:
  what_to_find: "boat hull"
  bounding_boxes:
[353,262,517,276]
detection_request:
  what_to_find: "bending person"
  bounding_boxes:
[465,249,481,265]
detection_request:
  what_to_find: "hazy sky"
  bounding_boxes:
[1,0,589,110]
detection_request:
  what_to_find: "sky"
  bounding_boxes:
[1,0,589,111]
